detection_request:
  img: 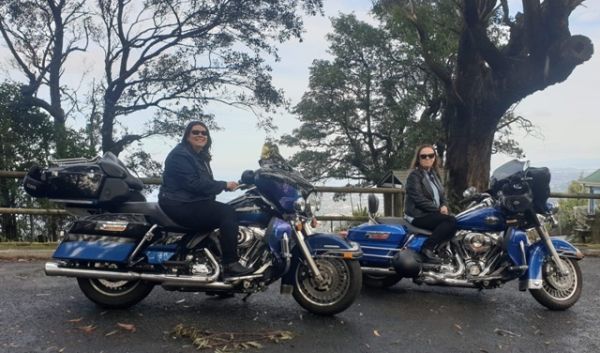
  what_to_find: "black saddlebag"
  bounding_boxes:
[53,213,151,262]
[23,153,145,206]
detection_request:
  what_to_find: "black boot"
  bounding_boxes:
[421,247,442,264]
[223,261,254,278]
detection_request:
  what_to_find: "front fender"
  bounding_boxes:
[523,237,583,289]
[280,233,362,285]
[305,232,362,258]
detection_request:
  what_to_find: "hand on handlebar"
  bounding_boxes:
[225,181,239,191]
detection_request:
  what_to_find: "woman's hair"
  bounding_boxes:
[182,121,212,161]
[410,144,440,174]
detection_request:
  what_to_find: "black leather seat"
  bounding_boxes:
[116,202,192,231]
[375,217,433,236]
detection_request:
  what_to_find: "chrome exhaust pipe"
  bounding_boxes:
[362,267,397,275]
[44,262,233,289]
[420,272,475,287]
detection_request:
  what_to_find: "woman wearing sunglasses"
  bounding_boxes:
[404,144,457,264]
[159,121,253,277]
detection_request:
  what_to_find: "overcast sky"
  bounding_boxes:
[1,0,599,185]
[189,0,600,184]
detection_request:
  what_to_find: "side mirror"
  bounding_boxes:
[546,201,559,215]
[368,194,379,215]
[240,170,255,185]
[462,186,477,199]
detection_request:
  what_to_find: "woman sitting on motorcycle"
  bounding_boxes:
[404,144,457,264]
[158,121,253,277]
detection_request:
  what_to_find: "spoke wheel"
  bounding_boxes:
[76,263,154,309]
[293,258,362,316]
[530,257,582,310]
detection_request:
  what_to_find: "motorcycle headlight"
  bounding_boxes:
[293,197,306,212]
[306,193,321,212]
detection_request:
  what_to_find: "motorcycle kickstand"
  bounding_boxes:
[242,293,253,302]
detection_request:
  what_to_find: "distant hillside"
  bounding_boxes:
[549,168,596,192]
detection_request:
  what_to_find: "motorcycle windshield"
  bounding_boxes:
[254,143,314,213]
[491,160,527,182]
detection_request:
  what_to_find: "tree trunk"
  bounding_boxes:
[444,104,499,207]
[0,180,18,240]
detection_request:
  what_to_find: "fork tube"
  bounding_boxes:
[292,226,322,280]
[535,226,568,275]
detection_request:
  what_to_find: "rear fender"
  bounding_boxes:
[522,237,583,289]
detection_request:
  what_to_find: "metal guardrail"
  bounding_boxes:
[1,170,599,222]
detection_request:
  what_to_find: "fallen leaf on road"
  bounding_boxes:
[454,324,462,330]
[373,330,381,337]
[67,317,83,323]
[117,323,136,333]
[494,328,521,337]
[78,325,96,334]
[176,299,186,304]
[105,330,118,337]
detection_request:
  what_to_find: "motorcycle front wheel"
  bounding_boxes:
[529,256,582,310]
[77,277,154,309]
[292,258,362,316]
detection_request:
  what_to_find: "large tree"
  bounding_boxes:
[281,14,443,184]
[0,0,90,157]
[375,0,593,201]
[0,0,323,157]
[0,82,53,240]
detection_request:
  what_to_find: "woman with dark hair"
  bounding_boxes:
[159,121,253,277]
[404,144,457,263]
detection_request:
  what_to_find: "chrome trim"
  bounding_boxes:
[535,225,568,275]
[362,267,396,275]
[363,253,393,259]
[128,224,158,264]
[292,227,322,280]
[45,259,228,289]
[527,279,543,289]
[48,199,95,205]
[361,245,401,252]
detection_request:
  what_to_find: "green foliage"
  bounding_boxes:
[281,14,443,184]
[558,181,589,237]
[0,81,80,241]
[0,0,324,161]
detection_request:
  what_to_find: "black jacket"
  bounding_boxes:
[159,143,226,203]
[404,168,447,218]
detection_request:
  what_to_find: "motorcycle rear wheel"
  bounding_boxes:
[77,277,154,309]
[529,256,582,311]
[363,273,402,289]
[293,258,362,316]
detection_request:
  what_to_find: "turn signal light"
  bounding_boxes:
[295,221,303,231]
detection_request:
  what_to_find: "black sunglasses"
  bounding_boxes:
[420,153,435,160]
[191,130,208,136]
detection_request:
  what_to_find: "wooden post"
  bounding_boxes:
[591,213,600,243]
[383,193,404,217]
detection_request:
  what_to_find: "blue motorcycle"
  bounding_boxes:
[347,160,583,310]
[24,144,362,315]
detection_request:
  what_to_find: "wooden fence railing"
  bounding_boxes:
[1,170,600,224]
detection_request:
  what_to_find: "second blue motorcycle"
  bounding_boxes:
[347,160,583,310]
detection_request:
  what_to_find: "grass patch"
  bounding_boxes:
[0,242,57,250]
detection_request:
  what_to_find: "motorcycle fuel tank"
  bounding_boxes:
[456,207,506,232]
[347,223,406,265]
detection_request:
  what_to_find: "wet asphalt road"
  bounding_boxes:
[0,259,599,353]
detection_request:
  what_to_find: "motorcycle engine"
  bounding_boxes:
[237,226,265,249]
[237,226,266,267]
[455,230,503,276]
